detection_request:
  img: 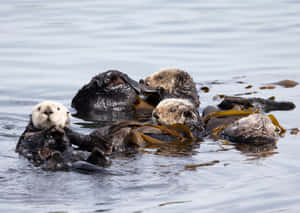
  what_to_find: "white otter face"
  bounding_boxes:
[152,98,199,126]
[31,101,70,129]
[144,68,182,93]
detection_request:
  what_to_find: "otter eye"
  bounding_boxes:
[169,108,176,113]
[37,107,41,111]
[57,107,60,111]
[184,111,192,118]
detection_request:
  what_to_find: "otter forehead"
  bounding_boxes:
[32,101,70,129]
[150,68,182,78]
[145,68,182,88]
[33,101,68,112]
[156,98,195,109]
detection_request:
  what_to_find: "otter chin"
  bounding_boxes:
[32,100,70,129]
[141,68,200,107]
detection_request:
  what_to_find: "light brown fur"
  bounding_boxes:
[144,68,200,106]
[152,98,199,126]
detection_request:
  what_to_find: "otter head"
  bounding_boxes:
[144,68,184,93]
[31,101,70,129]
[152,98,200,126]
[143,68,200,107]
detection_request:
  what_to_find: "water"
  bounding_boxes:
[1,0,300,212]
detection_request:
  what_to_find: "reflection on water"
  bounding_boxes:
[1,0,300,212]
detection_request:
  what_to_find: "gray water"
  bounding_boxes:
[1,0,300,212]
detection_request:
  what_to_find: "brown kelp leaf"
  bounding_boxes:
[272,80,298,88]
[200,86,210,93]
[168,123,194,142]
[268,114,286,134]
[234,91,258,96]
[268,96,275,100]
[260,85,276,90]
[203,109,253,123]
[290,128,299,135]
[184,160,220,170]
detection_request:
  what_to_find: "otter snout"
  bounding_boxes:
[44,108,53,116]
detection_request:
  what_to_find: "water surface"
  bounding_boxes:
[1,0,300,212]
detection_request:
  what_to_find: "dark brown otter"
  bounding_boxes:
[71,70,141,121]
[16,101,111,171]
[16,120,111,171]
[218,96,295,113]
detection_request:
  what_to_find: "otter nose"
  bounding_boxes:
[44,108,53,116]
[153,112,159,120]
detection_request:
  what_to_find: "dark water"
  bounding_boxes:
[1,0,300,212]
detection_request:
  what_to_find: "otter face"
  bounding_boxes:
[144,68,183,93]
[31,101,70,129]
[152,98,199,126]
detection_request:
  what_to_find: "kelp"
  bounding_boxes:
[133,96,155,110]
[184,160,220,170]
[268,114,286,134]
[203,108,255,123]
[131,123,195,146]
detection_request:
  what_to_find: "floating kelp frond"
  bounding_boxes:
[133,96,155,110]
[184,160,220,170]
[203,109,254,123]
[260,85,276,90]
[268,114,286,134]
[290,128,299,135]
[200,86,210,93]
[130,123,196,146]
[271,80,298,88]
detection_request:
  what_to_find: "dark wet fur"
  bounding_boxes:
[72,70,140,120]
[218,96,296,112]
[16,119,110,171]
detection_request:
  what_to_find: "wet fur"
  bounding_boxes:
[144,69,200,107]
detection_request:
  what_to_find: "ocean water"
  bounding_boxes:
[0,0,300,212]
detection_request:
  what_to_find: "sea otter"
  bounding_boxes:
[71,70,141,121]
[65,99,204,155]
[202,96,293,144]
[16,101,109,171]
[140,68,200,107]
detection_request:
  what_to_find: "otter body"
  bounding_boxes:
[202,96,287,144]
[72,70,140,121]
[16,101,109,171]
